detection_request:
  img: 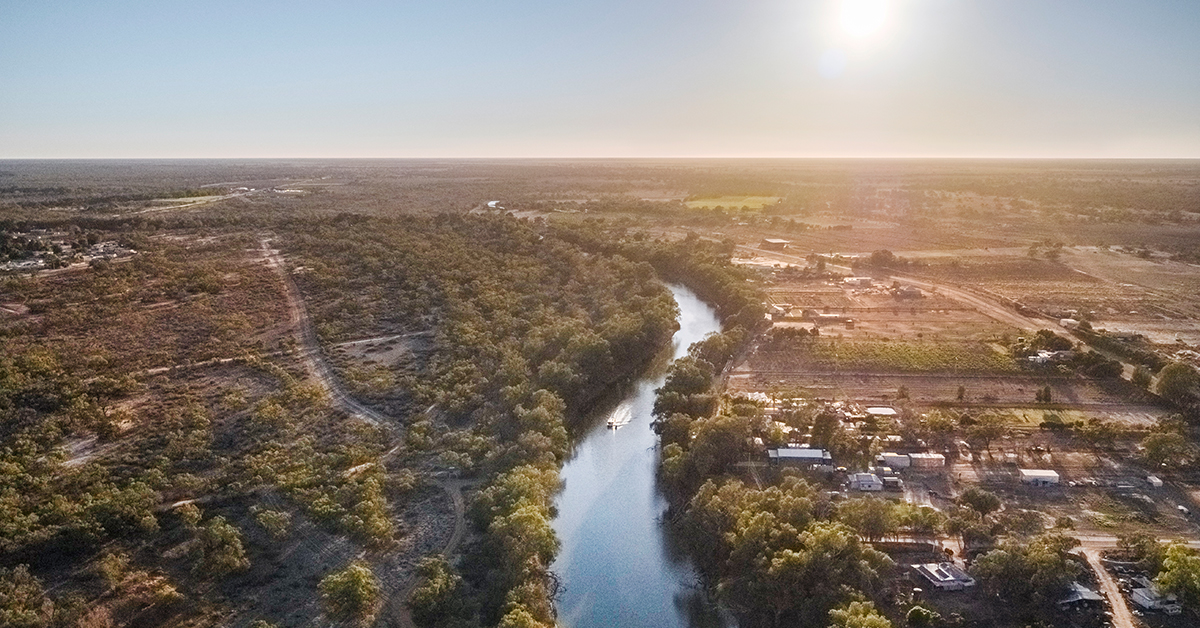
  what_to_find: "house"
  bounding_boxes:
[767,447,833,468]
[761,238,791,250]
[1131,578,1182,614]
[908,453,946,469]
[850,473,883,491]
[911,563,976,591]
[1019,469,1060,486]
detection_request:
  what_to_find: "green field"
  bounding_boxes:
[806,339,1019,373]
[684,195,780,210]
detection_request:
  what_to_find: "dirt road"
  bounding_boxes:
[261,239,387,425]
[261,239,475,628]
[1081,548,1138,628]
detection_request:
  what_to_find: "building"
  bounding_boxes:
[878,453,911,469]
[843,276,873,287]
[1147,475,1164,488]
[767,448,832,468]
[912,563,976,591]
[883,476,904,491]
[894,285,923,299]
[850,473,883,491]
[908,453,946,469]
[1131,578,1182,614]
[761,238,791,250]
[1057,582,1104,610]
[1019,469,1060,486]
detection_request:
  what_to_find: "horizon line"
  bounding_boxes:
[3,155,1200,161]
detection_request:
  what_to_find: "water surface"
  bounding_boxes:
[551,285,723,628]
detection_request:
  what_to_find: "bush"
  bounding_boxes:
[320,561,381,621]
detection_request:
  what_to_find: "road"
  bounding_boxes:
[261,239,387,425]
[263,239,476,628]
[1081,548,1138,628]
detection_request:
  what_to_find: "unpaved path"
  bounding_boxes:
[260,239,386,425]
[1081,548,1138,628]
[261,239,474,628]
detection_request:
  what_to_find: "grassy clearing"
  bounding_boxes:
[805,339,1019,373]
[685,196,780,210]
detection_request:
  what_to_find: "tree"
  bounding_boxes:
[1158,362,1200,407]
[905,605,940,628]
[966,413,1007,453]
[254,508,292,541]
[1118,532,1166,575]
[828,601,892,628]
[0,565,52,628]
[320,561,381,621]
[971,532,1082,608]
[409,556,472,627]
[1141,431,1195,469]
[195,516,249,576]
[958,487,1002,520]
[1156,543,1200,608]
[1132,365,1153,389]
[837,498,898,542]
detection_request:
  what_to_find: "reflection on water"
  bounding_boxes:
[551,285,723,628]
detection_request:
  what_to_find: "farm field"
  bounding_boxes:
[684,195,780,209]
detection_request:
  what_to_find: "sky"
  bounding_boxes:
[1,0,1199,158]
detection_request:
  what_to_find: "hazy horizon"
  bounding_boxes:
[4,0,1199,159]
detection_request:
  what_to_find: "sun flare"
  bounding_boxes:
[838,0,888,39]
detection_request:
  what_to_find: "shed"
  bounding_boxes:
[879,452,911,469]
[768,448,832,467]
[843,276,873,287]
[1019,469,1060,486]
[1058,582,1104,609]
[1147,475,1164,488]
[908,453,946,469]
[761,238,791,250]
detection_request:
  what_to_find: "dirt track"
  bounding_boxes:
[261,238,472,628]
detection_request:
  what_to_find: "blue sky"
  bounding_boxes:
[2,0,1198,158]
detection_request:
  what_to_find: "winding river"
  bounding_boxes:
[551,285,724,628]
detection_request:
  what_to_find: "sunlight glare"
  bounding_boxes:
[839,0,888,39]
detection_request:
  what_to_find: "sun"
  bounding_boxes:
[838,0,888,39]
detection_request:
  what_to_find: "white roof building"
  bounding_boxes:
[912,563,976,591]
[1019,469,1060,486]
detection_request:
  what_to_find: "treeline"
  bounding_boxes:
[553,222,767,331]
[284,213,681,626]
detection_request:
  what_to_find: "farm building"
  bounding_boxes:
[866,407,897,419]
[908,453,946,469]
[893,285,923,299]
[911,563,976,591]
[761,238,791,250]
[767,447,832,468]
[850,473,883,491]
[1019,469,1060,486]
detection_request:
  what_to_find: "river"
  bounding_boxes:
[551,284,724,628]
